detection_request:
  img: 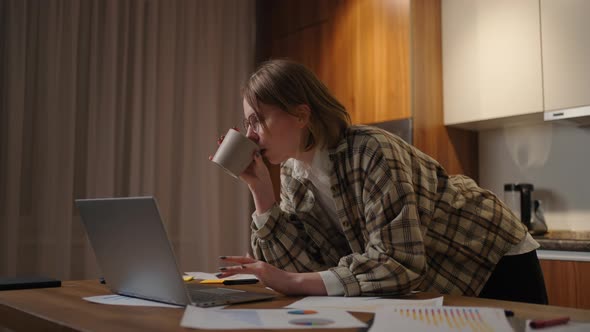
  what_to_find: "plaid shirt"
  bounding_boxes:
[251,125,527,296]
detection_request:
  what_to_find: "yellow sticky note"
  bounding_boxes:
[182,275,194,282]
[199,279,224,284]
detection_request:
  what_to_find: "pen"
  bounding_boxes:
[529,316,570,329]
[222,279,259,285]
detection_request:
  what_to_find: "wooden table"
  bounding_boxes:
[0,280,589,331]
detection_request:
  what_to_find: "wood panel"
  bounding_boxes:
[258,0,411,124]
[269,0,341,39]
[410,0,478,179]
[347,0,411,123]
[540,259,590,309]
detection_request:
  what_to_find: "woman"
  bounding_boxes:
[216,59,547,304]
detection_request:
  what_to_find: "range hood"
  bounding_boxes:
[544,105,590,126]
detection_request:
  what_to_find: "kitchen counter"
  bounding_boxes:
[533,230,590,252]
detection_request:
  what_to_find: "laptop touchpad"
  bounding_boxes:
[199,288,245,294]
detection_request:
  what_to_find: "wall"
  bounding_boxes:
[479,123,590,231]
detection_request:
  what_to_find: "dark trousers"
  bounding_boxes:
[478,250,548,305]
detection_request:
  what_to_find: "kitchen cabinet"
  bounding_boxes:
[539,259,590,310]
[442,0,590,129]
[257,0,478,200]
[442,0,543,128]
[541,0,590,111]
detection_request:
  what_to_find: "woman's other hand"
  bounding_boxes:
[239,151,276,215]
[239,150,271,188]
[217,256,327,296]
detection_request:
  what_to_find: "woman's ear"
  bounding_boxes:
[295,104,311,128]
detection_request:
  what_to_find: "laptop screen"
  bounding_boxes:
[76,197,191,305]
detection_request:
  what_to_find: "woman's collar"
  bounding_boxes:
[291,148,331,180]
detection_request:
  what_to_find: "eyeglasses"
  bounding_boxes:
[242,113,262,133]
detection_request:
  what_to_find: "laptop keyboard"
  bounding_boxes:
[187,286,248,302]
[186,283,275,307]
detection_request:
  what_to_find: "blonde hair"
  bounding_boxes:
[242,59,351,151]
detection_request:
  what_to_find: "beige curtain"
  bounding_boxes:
[0,0,256,280]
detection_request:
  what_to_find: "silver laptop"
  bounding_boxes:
[75,196,275,307]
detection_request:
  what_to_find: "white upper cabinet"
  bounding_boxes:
[442,0,590,129]
[442,0,543,127]
[541,0,590,111]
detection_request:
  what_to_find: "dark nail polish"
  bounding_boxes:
[219,267,227,271]
[219,256,227,259]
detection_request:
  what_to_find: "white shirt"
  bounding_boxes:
[253,149,345,295]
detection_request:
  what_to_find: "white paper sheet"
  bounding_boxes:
[83,295,182,308]
[370,306,513,332]
[181,306,367,330]
[287,296,444,313]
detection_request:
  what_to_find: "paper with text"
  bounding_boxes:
[370,306,512,332]
[287,296,444,313]
[181,306,367,330]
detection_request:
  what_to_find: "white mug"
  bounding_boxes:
[211,128,258,178]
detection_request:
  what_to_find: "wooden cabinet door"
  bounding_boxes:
[442,0,544,125]
[540,259,590,309]
[540,0,590,111]
[259,0,411,125]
